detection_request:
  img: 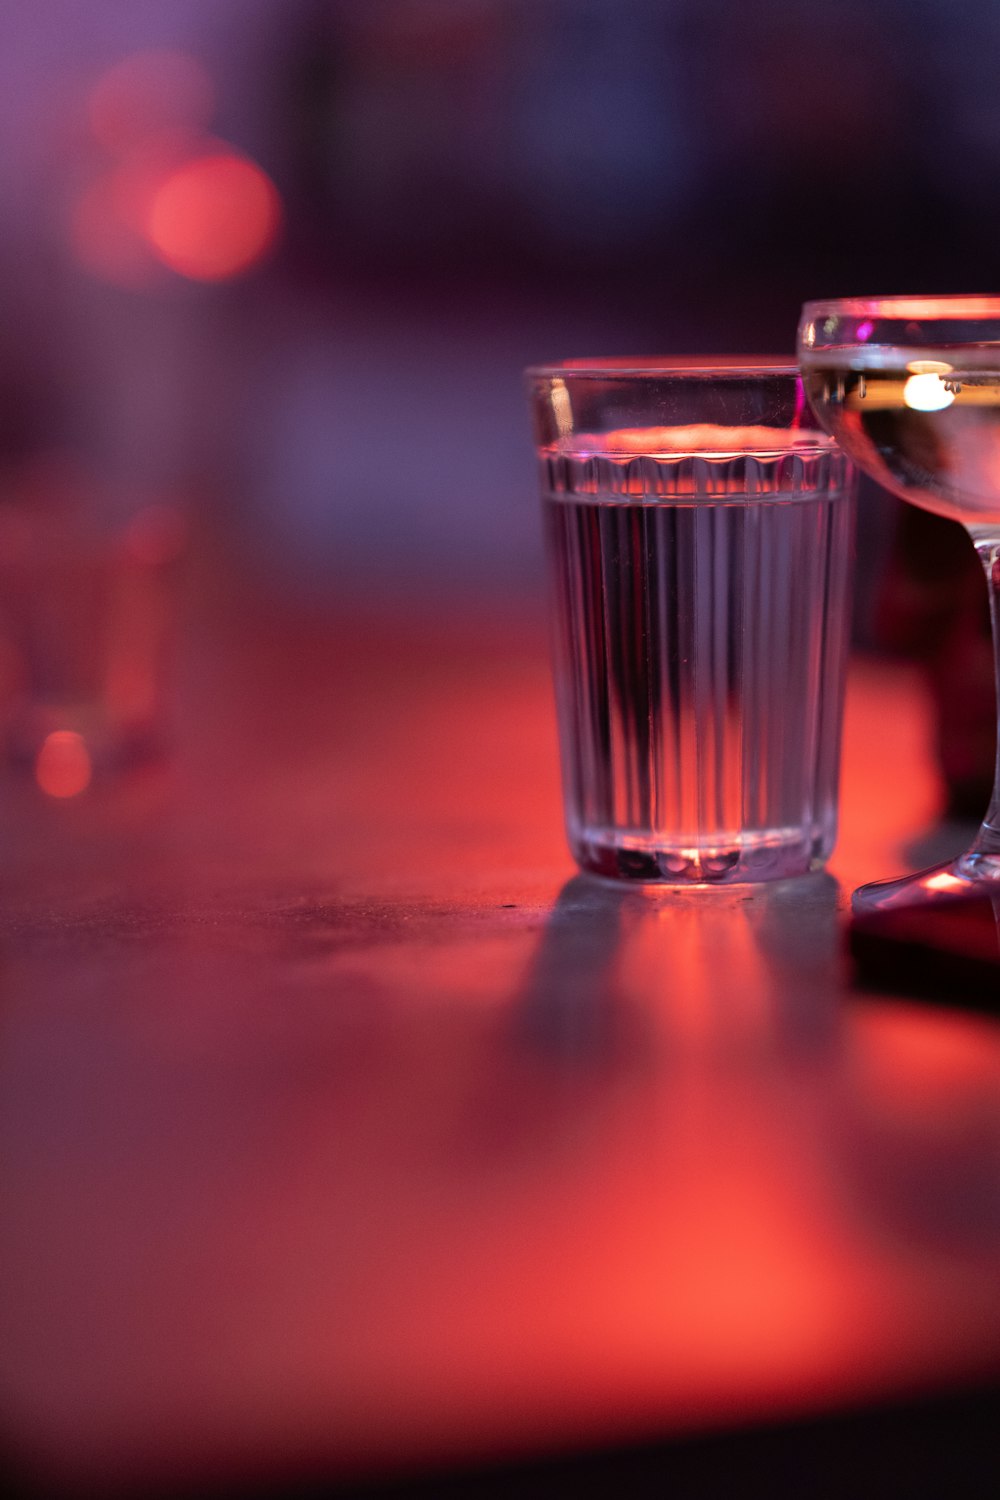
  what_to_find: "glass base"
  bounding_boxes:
[852,850,1000,915]
[570,827,830,885]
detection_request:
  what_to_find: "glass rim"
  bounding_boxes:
[801,294,1000,321]
[525,355,797,380]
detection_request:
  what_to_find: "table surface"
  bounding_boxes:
[1,579,998,1496]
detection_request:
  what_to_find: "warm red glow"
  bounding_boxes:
[145,154,281,281]
[834,660,940,891]
[88,51,214,152]
[35,732,93,799]
[854,1003,1000,1120]
[121,505,188,567]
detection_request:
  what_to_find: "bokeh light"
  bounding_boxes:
[88,50,215,153]
[73,52,277,288]
[145,153,281,281]
[35,732,93,799]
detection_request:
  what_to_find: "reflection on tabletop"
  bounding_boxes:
[1,601,998,1496]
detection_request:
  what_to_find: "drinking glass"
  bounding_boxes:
[0,472,183,792]
[527,359,856,884]
[799,295,1000,910]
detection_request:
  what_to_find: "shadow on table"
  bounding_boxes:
[505,875,636,1070]
[508,870,843,1072]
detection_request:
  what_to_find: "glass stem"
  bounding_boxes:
[970,534,1000,857]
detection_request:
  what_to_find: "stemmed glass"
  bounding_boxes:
[798,295,1000,912]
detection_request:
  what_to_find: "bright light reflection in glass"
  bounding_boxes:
[922,870,969,894]
[903,373,955,412]
[550,378,572,437]
[36,732,92,798]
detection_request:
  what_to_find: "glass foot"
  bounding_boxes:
[852,852,1000,915]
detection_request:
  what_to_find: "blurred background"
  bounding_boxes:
[2,0,999,618]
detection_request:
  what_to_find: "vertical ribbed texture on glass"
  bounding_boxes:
[543,451,854,882]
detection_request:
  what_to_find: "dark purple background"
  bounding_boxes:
[1,0,997,603]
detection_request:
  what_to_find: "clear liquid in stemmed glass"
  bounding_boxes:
[799,296,1000,911]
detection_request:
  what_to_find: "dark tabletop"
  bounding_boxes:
[1,574,998,1498]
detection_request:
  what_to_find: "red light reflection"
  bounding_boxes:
[35,732,92,799]
[145,154,281,281]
